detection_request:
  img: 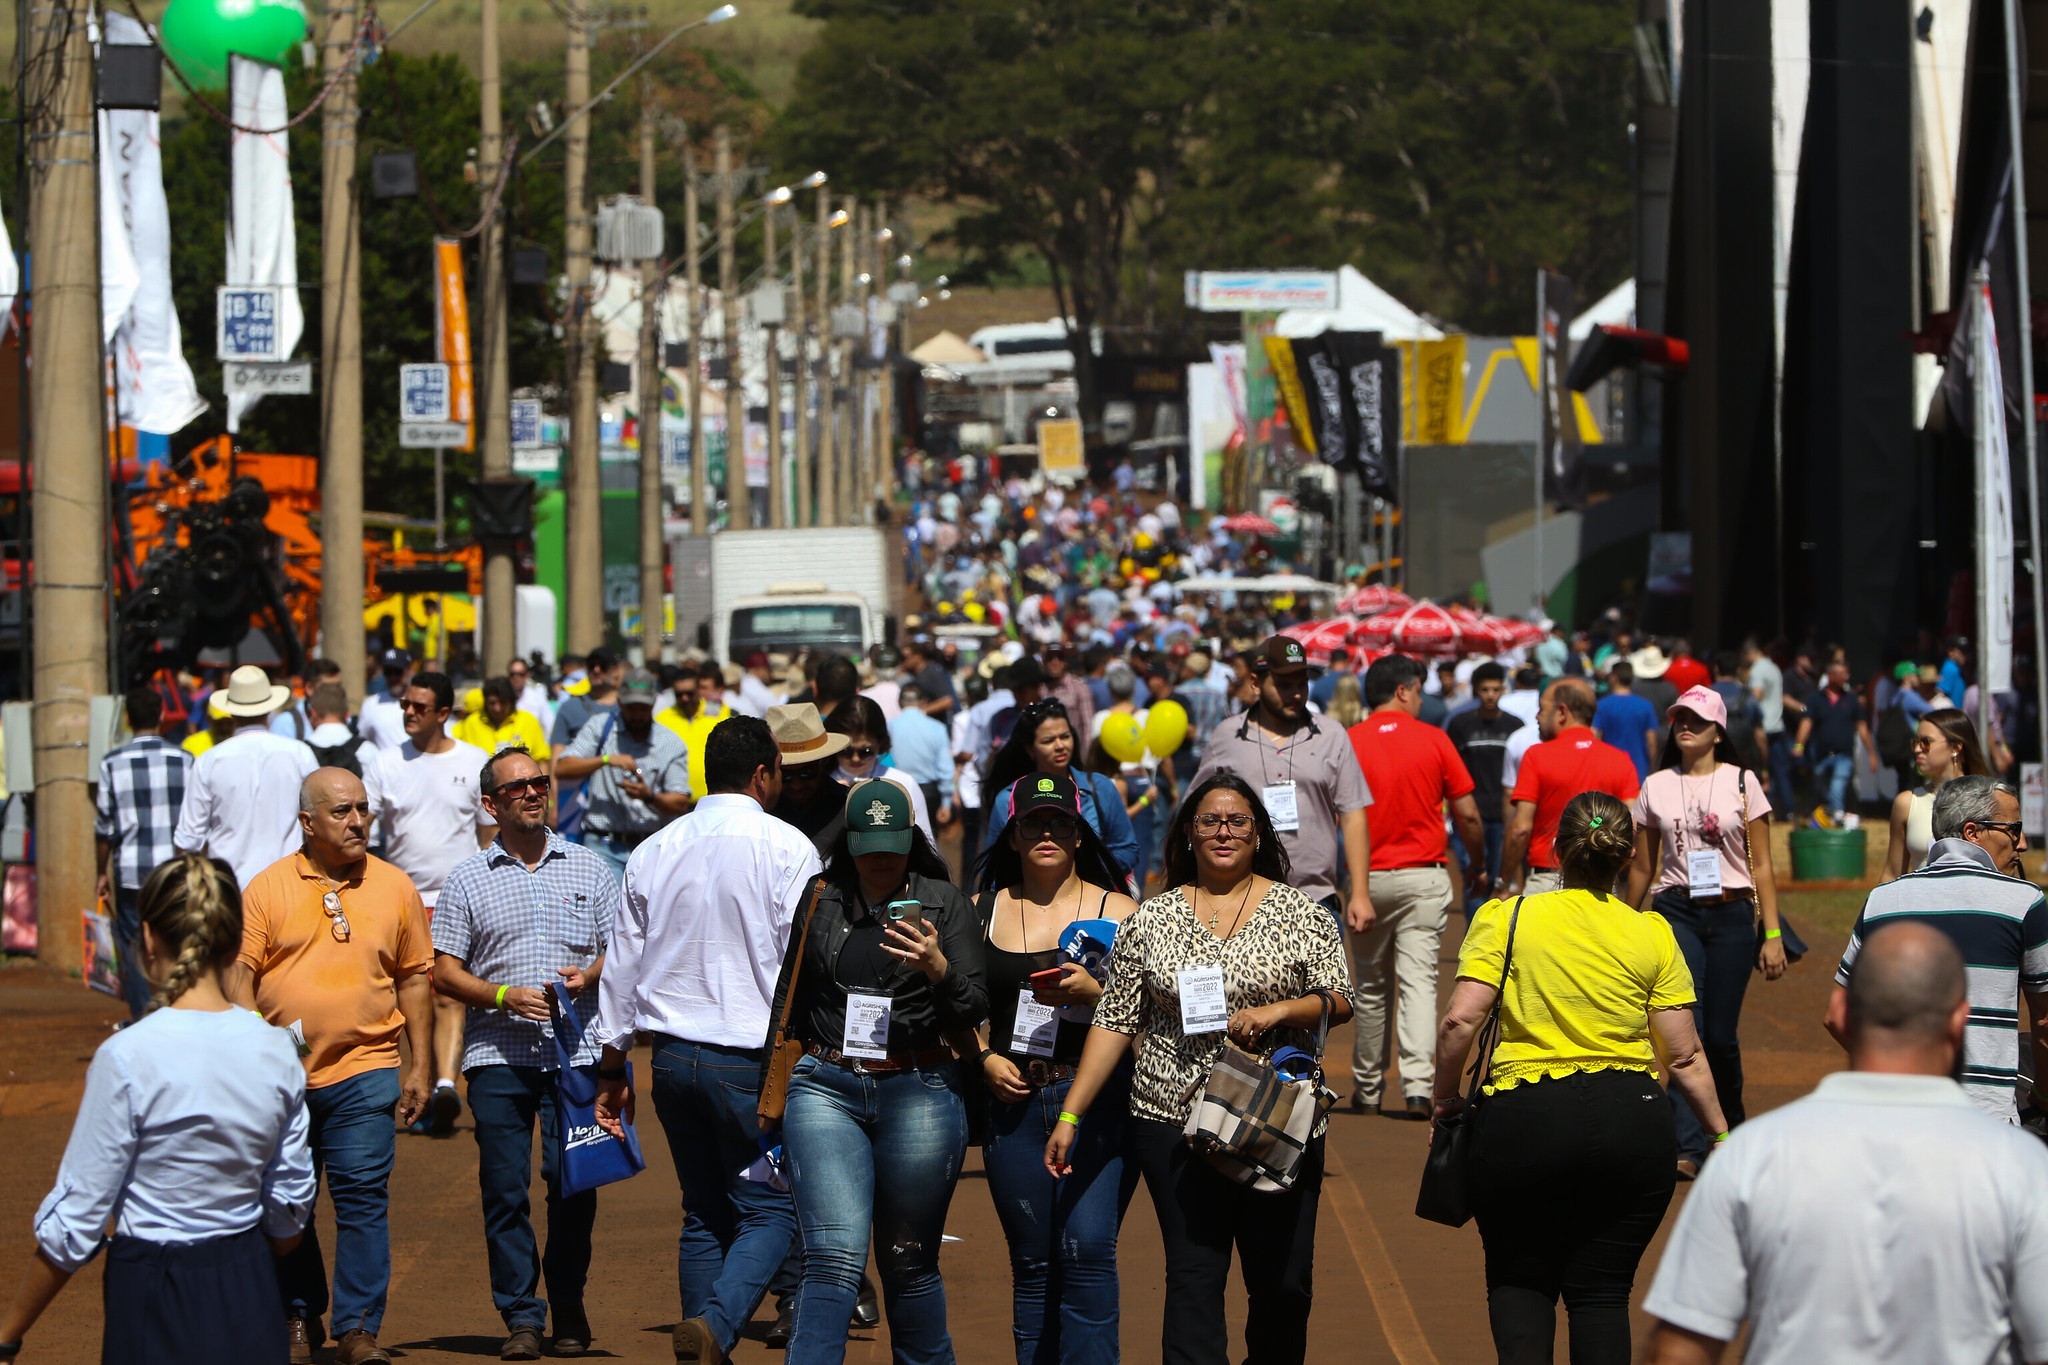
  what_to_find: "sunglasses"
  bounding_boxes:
[491,774,551,799]
[1017,815,1080,841]
[398,698,440,714]
[844,744,880,763]
[1973,820,2026,840]
[322,890,351,942]
[784,761,827,781]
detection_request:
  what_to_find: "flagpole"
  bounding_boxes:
[1976,266,1998,750]
[2003,0,2048,792]
[1533,270,1545,613]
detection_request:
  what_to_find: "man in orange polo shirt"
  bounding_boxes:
[229,767,434,1365]
[1502,678,1641,895]
[1346,655,1487,1118]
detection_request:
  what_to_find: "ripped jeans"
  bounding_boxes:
[782,1054,969,1365]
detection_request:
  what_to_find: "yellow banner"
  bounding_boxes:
[1261,335,1316,457]
[434,238,475,451]
[1038,417,1085,471]
[1414,336,1466,444]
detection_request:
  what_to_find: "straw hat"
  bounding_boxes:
[214,664,291,717]
[767,702,851,764]
[1627,644,1672,679]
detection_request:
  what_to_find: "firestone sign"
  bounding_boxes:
[1185,271,1339,312]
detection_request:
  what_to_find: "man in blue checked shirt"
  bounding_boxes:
[95,687,192,1017]
[431,745,617,1362]
[887,683,955,823]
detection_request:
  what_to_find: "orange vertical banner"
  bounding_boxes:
[434,238,474,451]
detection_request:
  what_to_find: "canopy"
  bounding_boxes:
[1274,265,1444,342]
[910,329,986,365]
[1570,278,1635,341]
[1174,574,1346,595]
[1336,584,1413,617]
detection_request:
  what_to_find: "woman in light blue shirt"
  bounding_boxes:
[0,853,314,1365]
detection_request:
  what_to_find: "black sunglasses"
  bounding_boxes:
[1973,820,2026,840]
[491,774,551,799]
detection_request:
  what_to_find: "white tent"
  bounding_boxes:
[1274,264,1443,341]
[1569,278,1635,340]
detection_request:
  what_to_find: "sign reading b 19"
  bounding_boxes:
[217,286,284,362]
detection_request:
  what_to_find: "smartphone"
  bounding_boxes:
[1028,966,1069,989]
[885,900,926,933]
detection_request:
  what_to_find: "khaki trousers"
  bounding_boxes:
[1521,867,1563,894]
[1348,865,1453,1102]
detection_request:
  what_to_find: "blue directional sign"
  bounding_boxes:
[510,398,544,447]
[399,363,451,422]
[216,285,284,362]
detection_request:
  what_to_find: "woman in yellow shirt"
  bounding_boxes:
[452,677,551,759]
[1432,791,1725,1365]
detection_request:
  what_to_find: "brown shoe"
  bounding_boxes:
[334,1329,393,1364]
[501,1326,543,1360]
[286,1316,316,1365]
[672,1316,726,1363]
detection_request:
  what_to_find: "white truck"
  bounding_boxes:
[697,526,894,664]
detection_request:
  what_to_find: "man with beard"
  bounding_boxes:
[764,703,851,857]
[554,670,693,881]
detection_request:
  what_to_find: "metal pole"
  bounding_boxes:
[563,5,603,652]
[717,126,748,530]
[764,201,784,527]
[2003,0,2048,779]
[320,0,366,703]
[815,187,837,527]
[790,194,810,526]
[638,94,665,663]
[685,140,706,538]
[478,0,515,671]
[845,198,863,525]
[27,0,103,975]
[1532,269,1546,613]
[434,445,445,547]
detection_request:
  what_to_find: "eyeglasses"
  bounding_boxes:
[1193,813,1254,835]
[1017,815,1081,842]
[1973,820,2027,840]
[322,890,351,942]
[398,698,438,714]
[491,774,551,799]
[845,744,880,763]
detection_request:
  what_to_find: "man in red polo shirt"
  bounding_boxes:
[1503,678,1640,895]
[1346,655,1487,1119]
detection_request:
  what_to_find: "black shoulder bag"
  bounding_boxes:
[1415,895,1523,1228]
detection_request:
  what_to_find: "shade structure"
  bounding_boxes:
[1447,606,1516,654]
[1219,512,1282,537]
[1278,618,1360,664]
[1355,602,1462,655]
[1337,584,1414,617]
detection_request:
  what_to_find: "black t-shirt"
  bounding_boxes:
[774,779,851,858]
[914,662,956,705]
[1445,708,1526,812]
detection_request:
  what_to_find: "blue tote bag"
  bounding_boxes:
[548,983,646,1197]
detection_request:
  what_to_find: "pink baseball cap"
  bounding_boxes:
[1667,684,1728,730]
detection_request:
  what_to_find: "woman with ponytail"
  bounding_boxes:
[0,854,315,1365]
[1431,793,1726,1365]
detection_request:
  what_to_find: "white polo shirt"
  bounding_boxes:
[1644,1070,2048,1365]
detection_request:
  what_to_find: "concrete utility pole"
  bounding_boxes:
[763,197,784,528]
[563,5,603,652]
[685,140,707,536]
[874,203,895,513]
[478,0,514,671]
[839,195,858,525]
[856,202,875,522]
[27,0,103,974]
[814,186,836,527]
[717,126,747,530]
[789,194,809,526]
[637,92,664,664]
[320,0,366,706]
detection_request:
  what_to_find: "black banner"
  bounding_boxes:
[1290,336,1351,466]
[1326,331,1400,501]
[1538,271,1585,508]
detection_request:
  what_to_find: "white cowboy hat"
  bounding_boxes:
[215,664,292,717]
[1627,644,1672,679]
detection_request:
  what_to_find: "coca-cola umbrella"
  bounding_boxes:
[1355,602,1463,656]
[1278,618,1360,665]
[1219,512,1283,538]
[1447,606,1516,654]
[1336,584,1414,617]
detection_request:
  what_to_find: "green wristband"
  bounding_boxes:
[495,984,510,1010]
[1057,1111,1082,1127]
[1714,1131,1730,1143]
[1764,928,1782,940]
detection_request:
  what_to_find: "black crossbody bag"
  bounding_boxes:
[1415,895,1522,1228]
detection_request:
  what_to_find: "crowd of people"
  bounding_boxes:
[10,510,2048,1365]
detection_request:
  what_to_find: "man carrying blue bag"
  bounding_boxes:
[433,744,619,1361]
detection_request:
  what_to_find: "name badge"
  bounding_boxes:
[284,1018,311,1059]
[842,992,891,1059]
[1178,963,1229,1034]
[1263,781,1300,833]
[1687,849,1724,898]
[1011,990,1059,1058]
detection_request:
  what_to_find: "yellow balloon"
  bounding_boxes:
[1144,699,1189,756]
[1101,712,1147,764]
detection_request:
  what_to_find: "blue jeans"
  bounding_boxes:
[1125,773,1155,886]
[1766,732,1795,816]
[467,1064,598,1333]
[110,885,152,1020]
[782,1054,969,1365]
[982,1070,1139,1365]
[277,1066,400,1338]
[1654,891,1755,1163]
[576,832,633,883]
[648,1037,796,1352]
[1813,752,1854,814]
[1460,818,1506,908]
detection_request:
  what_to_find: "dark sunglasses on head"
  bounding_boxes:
[491,774,551,799]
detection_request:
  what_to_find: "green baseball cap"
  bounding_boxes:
[846,779,916,855]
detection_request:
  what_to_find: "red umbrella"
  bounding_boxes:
[1279,618,1358,665]
[1356,602,1462,655]
[1450,609,1516,653]
[1337,585,1413,617]
[1220,512,1283,537]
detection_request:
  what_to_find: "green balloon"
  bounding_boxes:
[159,0,310,90]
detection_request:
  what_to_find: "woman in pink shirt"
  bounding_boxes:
[1623,684,1787,1181]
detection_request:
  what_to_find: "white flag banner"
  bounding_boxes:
[97,112,140,344]
[1973,272,2015,696]
[226,54,303,433]
[103,12,205,435]
[0,185,17,339]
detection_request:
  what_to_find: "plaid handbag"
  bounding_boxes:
[1180,988,1339,1192]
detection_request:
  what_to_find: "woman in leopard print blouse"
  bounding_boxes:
[1045,772,1354,1365]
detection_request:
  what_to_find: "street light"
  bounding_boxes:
[764,185,793,205]
[521,5,741,166]
[895,254,913,270]
[875,227,894,244]
[797,171,828,189]
[828,209,850,228]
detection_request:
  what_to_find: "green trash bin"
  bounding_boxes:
[1788,826,1867,882]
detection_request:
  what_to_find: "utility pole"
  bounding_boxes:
[874,202,895,515]
[637,90,664,664]
[563,4,603,653]
[685,139,707,537]
[320,0,366,706]
[789,192,809,526]
[763,197,784,527]
[814,186,836,527]
[717,126,747,530]
[27,0,103,974]
[478,0,514,671]
[856,202,875,523]
[839,195,858,525]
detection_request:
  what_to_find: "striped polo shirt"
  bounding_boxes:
[1836,839,2048,1119]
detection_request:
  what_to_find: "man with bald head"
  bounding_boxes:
[1643,921,2048,1365]
[1501,677,1640,894]
[229,767,435,1365]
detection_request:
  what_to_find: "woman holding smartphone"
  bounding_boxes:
[764,779,988,1365]
[971,773,1139,1364]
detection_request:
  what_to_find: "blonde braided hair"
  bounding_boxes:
[136,852,243,1009]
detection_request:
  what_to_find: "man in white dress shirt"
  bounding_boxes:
[1644,921,2048,1365]
[591,715,820,1365]
[357,649,416,755]
[173,665,317,887]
